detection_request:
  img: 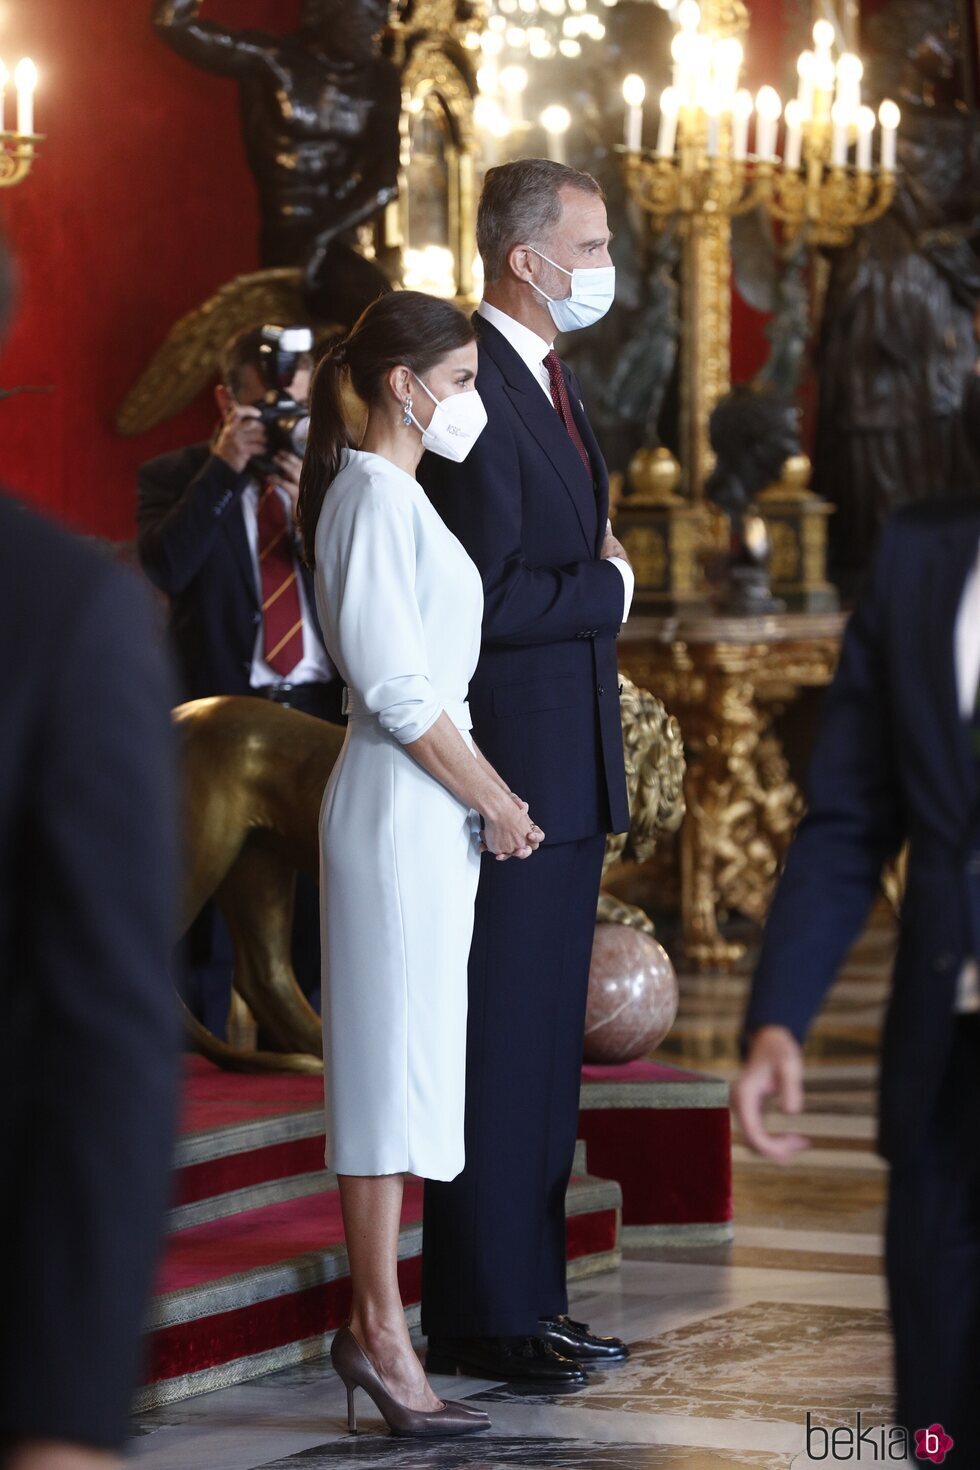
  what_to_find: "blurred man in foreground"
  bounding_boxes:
[0,246,181,1469]
[735,489,980,1460]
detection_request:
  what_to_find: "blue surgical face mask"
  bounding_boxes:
[528,246,616,333]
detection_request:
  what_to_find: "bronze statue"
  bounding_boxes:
[152,0,401,322]
[705,385,802,613]
[813,0,980,592]
[177,684,685,1073]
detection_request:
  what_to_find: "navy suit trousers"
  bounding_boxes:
[422,834,606,1337]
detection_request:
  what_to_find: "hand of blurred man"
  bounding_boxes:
[732,1025,810,1165]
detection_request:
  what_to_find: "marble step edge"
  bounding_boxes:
[133,1313,420,1415]
[579,1072,729,1110]
[174,1108,325,1169]
[137,1241,624,1414]
[177,1115,596,1174]
[622,1220,734,1247]
[168,1168,336,1233]
[150,1171,622,1331]
[171,1140,590,1228]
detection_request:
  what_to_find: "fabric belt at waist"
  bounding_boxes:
[342,687,472,732]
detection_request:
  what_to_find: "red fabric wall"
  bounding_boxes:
[1,0,787,538]
[0,0,299,539]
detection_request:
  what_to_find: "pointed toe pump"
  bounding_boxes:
[331,1324,492,1438]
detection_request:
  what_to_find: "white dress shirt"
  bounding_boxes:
[240,479,336,688]
[954,537,980,1010]
[477,300,634,622]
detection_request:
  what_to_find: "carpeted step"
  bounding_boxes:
[579,1059,733,1244]
[138,1166,621,1412]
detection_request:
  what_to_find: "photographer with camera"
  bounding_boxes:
[137,323,344,723]
[137,325,342,1026]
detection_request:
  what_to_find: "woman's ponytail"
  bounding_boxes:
[297,341,351,569]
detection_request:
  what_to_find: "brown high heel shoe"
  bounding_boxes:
[330,1324,491,1438]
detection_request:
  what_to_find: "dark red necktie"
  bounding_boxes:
[256,482,304,676]
[544,349,591,475]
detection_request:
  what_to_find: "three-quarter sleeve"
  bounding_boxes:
[328,489,443,744]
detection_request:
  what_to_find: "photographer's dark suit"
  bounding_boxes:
[744,500,980,1457]
[0,493,180,1452]
[419,315,629,1339]
[137,442,340,714]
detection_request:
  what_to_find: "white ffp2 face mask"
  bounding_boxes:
[410,375,488,463]
[528,247,616,333]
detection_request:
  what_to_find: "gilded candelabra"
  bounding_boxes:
[0,57,41,188]
[618,2,899,511]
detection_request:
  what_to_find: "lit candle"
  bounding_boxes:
[836,53,863,116]
[754,85,781,161]
[732,88,753,161]
[796,50,815,119]
[499,63,528,126]
[878,98,899,170]
[14,58,36,138]
[656,86,679,157]
[830,100,849,167]
[712,37,743,111]
[704,84,721,158]
[0,61,7,134]
[540,103,571,164]
[813,53,836,120]
[783,98,803,169]
[812,18,836,53]
[669,31,686,98]
[622,73,645,153]
[690,34,712,109]
[855,104,874,171]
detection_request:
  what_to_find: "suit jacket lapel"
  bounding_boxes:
[223,495,260,609]
[477,317,598,556]
[567,370,609,553]
[932,518,980,804]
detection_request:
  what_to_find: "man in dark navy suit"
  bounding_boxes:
[420,159,634,1385]
[734,496,980,1458]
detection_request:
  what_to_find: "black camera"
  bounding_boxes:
[250,325,313,474]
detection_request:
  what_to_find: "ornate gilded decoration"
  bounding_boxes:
[756,453,837,610]
[116,269,308,437]
[620,613,845,969]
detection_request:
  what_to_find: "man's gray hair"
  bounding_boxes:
[476,158,604,285]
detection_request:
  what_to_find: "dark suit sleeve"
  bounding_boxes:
[2,566,182,1450]
[137,450,248,596]
[743,522,907,1045]
[426,407,626,648]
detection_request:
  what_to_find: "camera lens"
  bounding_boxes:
[289,414,310,457]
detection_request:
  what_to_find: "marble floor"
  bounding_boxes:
[131,912,900,1468]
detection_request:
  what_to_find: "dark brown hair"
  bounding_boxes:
[297,291,476,567]
[476,158,604,284]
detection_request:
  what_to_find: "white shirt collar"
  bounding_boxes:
[955,533,980,717]
[477,300,554,392]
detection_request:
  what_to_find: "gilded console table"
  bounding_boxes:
[619,612,847,971]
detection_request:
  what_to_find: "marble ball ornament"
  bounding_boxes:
[584,923,679,1064]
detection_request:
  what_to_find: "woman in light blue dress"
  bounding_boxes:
[297,292,543,1436]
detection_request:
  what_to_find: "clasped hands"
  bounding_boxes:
[480,792,545,862]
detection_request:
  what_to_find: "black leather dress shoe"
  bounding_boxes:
[538,1315,630,1362]
[426,1334,587,1385]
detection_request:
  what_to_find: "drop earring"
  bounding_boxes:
[402,397,414,428]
